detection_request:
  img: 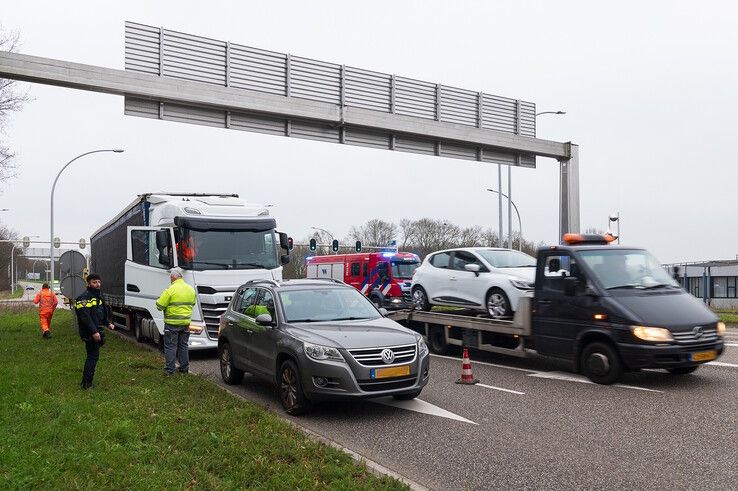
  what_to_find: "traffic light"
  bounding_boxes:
[355,240,362,252]
[309,238,317,251]
[332,239,339,252]
[287,237,294,250]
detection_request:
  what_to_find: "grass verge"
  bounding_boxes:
[0,308,406,490]
[0,286,23,299]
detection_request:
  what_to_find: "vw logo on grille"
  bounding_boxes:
[381,348,395,364]
[692,326,704,338]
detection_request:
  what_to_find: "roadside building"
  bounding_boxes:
[666,260,738,310]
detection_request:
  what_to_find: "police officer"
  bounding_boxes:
[75,273,114,389]
[156,267,196,375]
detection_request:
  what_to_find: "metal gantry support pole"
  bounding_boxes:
[497,164,503,247]
[507,166,513,249]
[10,243,16,293]
[558,143,581,241]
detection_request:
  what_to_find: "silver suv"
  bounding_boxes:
[217,279,430,415]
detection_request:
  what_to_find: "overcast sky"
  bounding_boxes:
[1,0,736,263]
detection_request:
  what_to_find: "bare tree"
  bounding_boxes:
[347,219,397,247]
[0,223,19,291]
[0,27,31,185]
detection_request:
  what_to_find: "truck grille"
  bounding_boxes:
[672,329,718,345]
[199,297,230,339]
[348,344,416,367]
[402,292,412,303]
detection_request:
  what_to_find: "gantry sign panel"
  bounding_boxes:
[124,22,537,167]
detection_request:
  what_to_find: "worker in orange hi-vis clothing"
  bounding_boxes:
[33,283,58,339]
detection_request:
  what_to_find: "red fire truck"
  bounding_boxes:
[306,251,421,308]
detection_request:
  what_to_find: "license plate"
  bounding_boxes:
[690,350,717,362]
[371,365,411,379]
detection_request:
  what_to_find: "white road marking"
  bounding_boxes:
[707,361,738,368]
[430,354,537,373]
[724,343,738,347]
[477,383,525,395]
[374,397,478,425]
[527,371,663,393]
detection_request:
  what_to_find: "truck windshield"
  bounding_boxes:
[477,249,536,268]
[391,261,420,279]
[177,228,279,270]
[578,249,679,290]
[279,288,381,323]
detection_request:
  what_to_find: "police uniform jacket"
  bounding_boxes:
[75,287,110,341]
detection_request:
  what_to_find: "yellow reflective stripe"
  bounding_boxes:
[75,299,101,308]
[165,314,191,320]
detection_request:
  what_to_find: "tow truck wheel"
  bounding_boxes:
[486,289,512,319]
[667,366,699,375]
[412,287,431,311]
[370,292,384,309]
[427,326,450,354]
[581,342,622,384]
[134,316,145,342]
[219,342,244,385]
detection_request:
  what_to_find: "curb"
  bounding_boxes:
[111,329,429,491]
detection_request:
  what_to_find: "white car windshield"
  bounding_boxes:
[578,249,679,290]
[476,249,536,268]
[279,288,381,323]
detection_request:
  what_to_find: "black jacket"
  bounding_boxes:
[75,287,110,341]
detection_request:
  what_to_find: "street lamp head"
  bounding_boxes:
[609,214,619,222]
[113,149,125,153]
[556,111,566,115]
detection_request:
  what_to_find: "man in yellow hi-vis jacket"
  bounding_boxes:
[156,268,197,375]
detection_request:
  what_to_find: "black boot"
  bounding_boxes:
[42,331,51,339]
[81,380,93,390]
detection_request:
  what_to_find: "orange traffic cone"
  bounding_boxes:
[455,348,479,385]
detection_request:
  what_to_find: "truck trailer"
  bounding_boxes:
[389,234,726,384]
[90,193,290,350]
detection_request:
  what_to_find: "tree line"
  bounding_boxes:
[282,218,542,279]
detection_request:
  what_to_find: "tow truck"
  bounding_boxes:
[389,234,726,384]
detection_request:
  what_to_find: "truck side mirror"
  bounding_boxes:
[464,264,481,276]
[155,229,170,249]
[280,254,291,265]
[564,276,578,296]
[278,232,290,251]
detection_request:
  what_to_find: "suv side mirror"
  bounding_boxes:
[464,264,481,276]
[564,276,578,296]
[255,313,274,326]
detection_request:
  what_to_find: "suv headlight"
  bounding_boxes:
[304,342,345,362]
[631,326,673,342]
[510,279,534,290]
[416,334,429,357]
[716,322,726,336]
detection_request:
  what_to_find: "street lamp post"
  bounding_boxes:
[608,213,621,244]
[50,149,124,284]
[487,189,522,251]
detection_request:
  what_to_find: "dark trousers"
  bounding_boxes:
[82,340,100,384]
[164,324,190,374]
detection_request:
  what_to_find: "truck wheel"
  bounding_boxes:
[428,326,450,354]
[370,292,384,309]
[412,286,431,311]
[580,342,622,384]
[667,366,699,375]
[486,289,512,319]
[219,342,244,385]
[278,359,311,415]
[393,389,422,400]
[134,316,145,342]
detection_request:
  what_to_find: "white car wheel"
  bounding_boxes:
[486,290,511,318]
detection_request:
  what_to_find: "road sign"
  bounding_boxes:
[59,250,87,301]
[53,237,61,248]
[79,238,86,249]
[22,236,30,248]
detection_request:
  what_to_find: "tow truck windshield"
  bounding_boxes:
[280,288,381,323]
[578,249,679,290]
[477,249,536,268]
[391,261,420,279]
[177,228,280,270]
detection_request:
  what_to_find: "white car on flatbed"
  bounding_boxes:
[411,247,536,319]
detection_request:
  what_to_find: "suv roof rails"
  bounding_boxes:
[311,278,347,286]
[244,279,281,287]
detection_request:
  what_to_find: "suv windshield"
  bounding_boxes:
[279,288,381,323]
[177,228,279,270]
[391,261,420,279]
[578,249,679,290]
[476,249,536,268]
